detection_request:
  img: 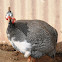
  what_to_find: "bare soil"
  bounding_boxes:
[0,44,62,62]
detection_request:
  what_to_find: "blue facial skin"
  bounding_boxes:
[6,11,13,18]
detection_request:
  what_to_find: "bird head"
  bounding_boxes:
[5,7,16,24]
[5,11,13,20]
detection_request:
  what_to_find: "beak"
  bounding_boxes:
[7,16,12,22]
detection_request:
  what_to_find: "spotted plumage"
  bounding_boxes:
[6,19,58,58]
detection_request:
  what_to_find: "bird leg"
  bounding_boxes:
[27,56,31,62]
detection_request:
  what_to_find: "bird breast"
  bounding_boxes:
[10,37,32,53]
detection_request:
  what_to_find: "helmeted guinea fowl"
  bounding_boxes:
[5,8,58,62]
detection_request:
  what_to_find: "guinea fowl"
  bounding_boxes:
[6,8,58,62]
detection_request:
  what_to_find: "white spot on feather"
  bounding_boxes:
[24,51,31,57]
[10,37,32,57]
[7,34,10,37]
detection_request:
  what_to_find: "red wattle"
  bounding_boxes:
[12,20,14,24]
[12,18,16,20]
[6,18,8,20]
[8,16,11,19]
[5,16,16,24]
[12,17,16,24]
[5,16,12,20]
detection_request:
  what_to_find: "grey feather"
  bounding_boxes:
[7,20,58,58]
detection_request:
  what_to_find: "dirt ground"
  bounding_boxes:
[0,44,62,62]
